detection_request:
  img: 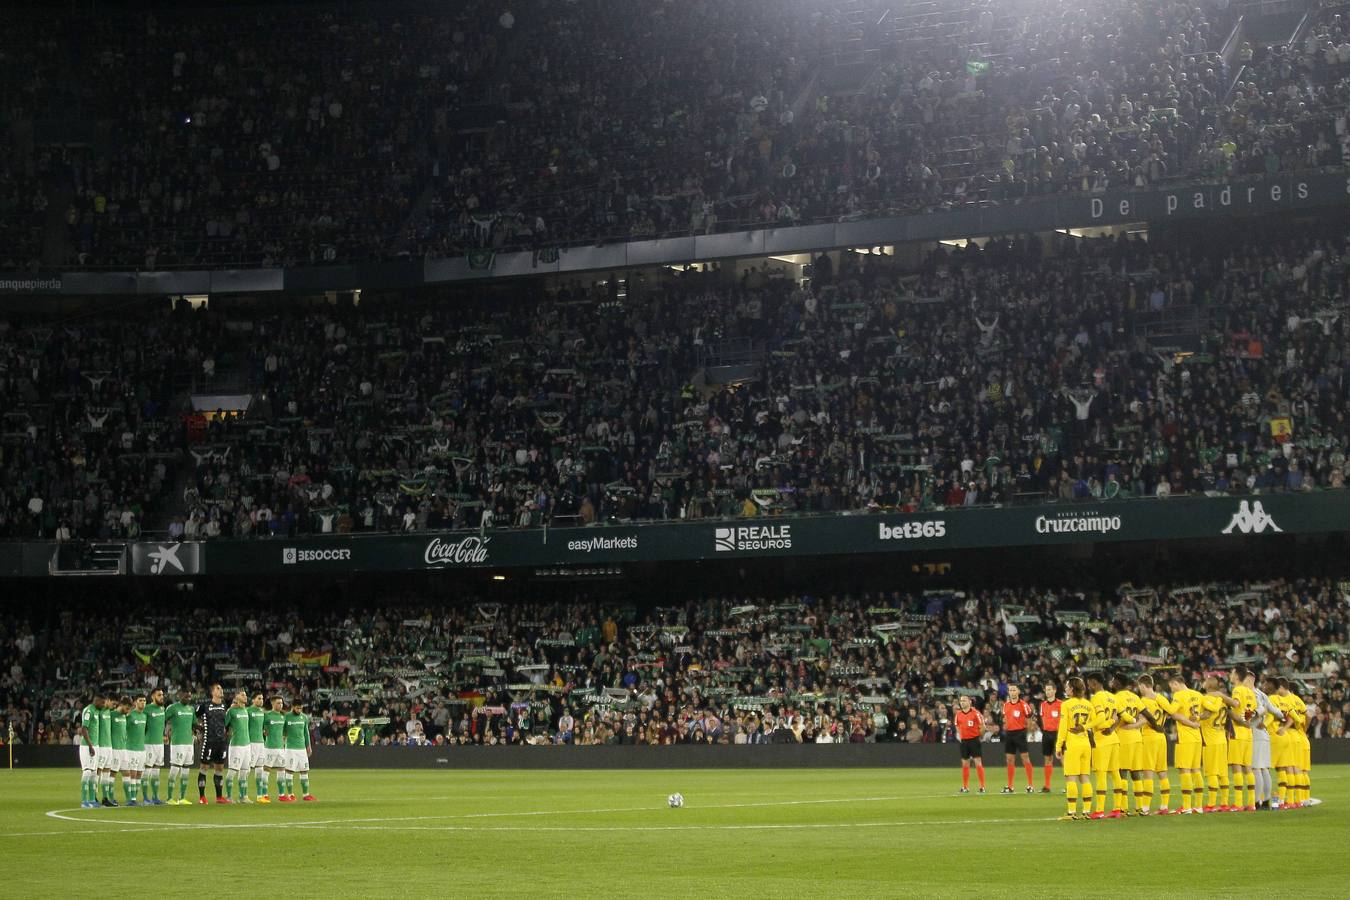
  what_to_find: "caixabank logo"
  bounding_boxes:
[713,525,792,553]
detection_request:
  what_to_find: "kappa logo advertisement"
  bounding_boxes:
[1033,509,1122,536]
[714,525,792,552]
[878,520,947,541]
[566,535,638,553]
[1221,500,1283,535]
[283,547,353,565]
[423,535,490,566]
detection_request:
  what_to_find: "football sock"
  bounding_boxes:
[1139,778,1152,811]
[1043,764,1053,789]
[80,774,92,804]
[1006,763,1014,789]
[261,771,270,797]
[149,770,160,801]
[1277,774,1288,805]
[1158,776,1170,809]
[254,768,264,798]
[961,763,970,789]
[1066,781,1079,815]
[1299,772,1310,803]
[300,774,310,795]
[213,773,223,799]
[1218,772,1230,806]
[226,773,235,800]
[1178,773,1193,810]
[1205,774,1220,806]
[101,774,113,801]
[167,769,177,797]
[122,780,130,803]
[1023,762,1034,787]
[1094,783,1107,814]
[1233,774,1246,808]
[975,764,985,790]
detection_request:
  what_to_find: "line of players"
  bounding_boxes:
[1056,667,1313,819]
[951,667,1314,819]
[77,683,315,808]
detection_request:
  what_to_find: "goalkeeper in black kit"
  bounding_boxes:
[196,684,229,804]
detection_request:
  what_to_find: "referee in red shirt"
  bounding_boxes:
[1001,684,1036,793]
[1039,683,1062,793]
[954,695,986,793]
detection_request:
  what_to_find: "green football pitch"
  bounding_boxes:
[3,767,1348,899]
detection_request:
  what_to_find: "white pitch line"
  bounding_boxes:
[289,816,1053,833]
[27,792,1012,836]
[24,791,1327,839]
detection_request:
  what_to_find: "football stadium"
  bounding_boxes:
[2,0,1350,896]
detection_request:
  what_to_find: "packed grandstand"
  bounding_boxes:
[4,0,1350,270]
[3,576,1347,747]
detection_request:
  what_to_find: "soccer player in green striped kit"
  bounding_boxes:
[248,693,266,802]
[77,695,103,808]
[224,691,253,803]
[109,698,129,804]
[282,699,315,802]
[164,689,197,804]
[124,696,148,806]
[96,698,115,805]
[261,696,287,801]
[142,688,167,805]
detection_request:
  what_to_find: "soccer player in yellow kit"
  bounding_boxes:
[1085,673,1123,819]
[1197,676,1233,812]
[1278,678,1312,808]
[1223,666,1257,811]
[1161,675,1205,814]
[1135,674,1171,814]
[1263,675,1296,808]
[1111,673,1147,815]
[1055,676,1095,820]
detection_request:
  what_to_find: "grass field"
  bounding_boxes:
[3,766,1348,899]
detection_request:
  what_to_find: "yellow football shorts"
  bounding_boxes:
[1144,736,1168,772]
[1091,742,1119,777]
[1061,742,1091,777]
[1202,742,1227,777]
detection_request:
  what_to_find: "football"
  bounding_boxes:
[668,793,684,808]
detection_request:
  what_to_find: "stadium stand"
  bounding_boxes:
[2,576,1346,746]
[2,223,1346,540]
[4,0,1350,269]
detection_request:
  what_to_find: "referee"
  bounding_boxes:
[196,684,229,804]
[1039,682,1062,793]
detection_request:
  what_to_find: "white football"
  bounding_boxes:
[668,792,684,808]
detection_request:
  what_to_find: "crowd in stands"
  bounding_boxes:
[2,222,1348,540]
[2,574,1346,747]
[0,315,195,541]
[5,0,1350,270]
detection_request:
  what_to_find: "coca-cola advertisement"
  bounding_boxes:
[423,535,490,567]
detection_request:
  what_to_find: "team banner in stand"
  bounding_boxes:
[122,492,1350,577]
